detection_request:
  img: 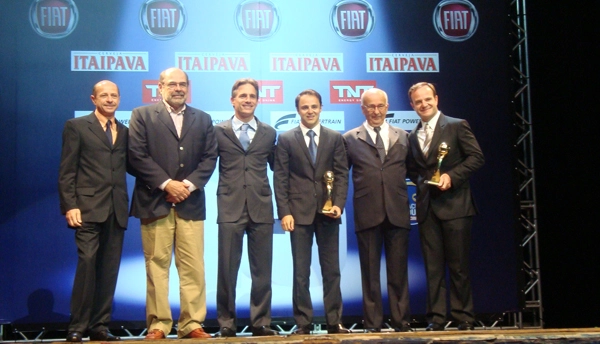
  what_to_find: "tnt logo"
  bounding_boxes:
[140,0,187,40]
[330,0,375,41]
[235,0,280,41]
[257,80,283,104]
[433,0,478,42]
[330,80,376,103]
[142,80,192,104]
[29,0,78,39]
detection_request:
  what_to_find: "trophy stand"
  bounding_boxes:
[425,142,450,185]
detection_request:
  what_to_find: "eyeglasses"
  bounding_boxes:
[163,82,188,89]
[363,104,387,113]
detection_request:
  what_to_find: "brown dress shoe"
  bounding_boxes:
[145,329,165,340]
[183,328,211,339]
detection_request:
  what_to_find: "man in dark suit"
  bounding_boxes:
[213,78,279,338]
[274,89,349,335]
[58,80,128,342]
[128,67,218,340]
[407,82,484,331]
[343,88,413,333]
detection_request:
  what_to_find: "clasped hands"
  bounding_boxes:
[165,180,191,203]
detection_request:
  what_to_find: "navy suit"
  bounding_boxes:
[214,117,276,329]
[274,125,348,328]
[408,113,484,324]
[58,113,128,335]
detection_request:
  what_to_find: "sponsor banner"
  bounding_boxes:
[139,0,187,40]
[235,0,280,41]
[330,0,375,41]
[71,51,149,72]
[29,0,79,39]
[367,53,439,73]
[433,0,478,42]
[176,52,250,72]
[330,80,376,103]
[142,80,192,104]
[271,111,345,132]
[75,111,131,127]
[270,53,343,72]
[207,111,234,126]
[408,180,417,226]
[385,111,421,131]
[257,80,283,104]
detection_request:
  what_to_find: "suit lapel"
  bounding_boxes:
[114,120,126,148]
[156,104,179,139]
[222,118,244,151]
[180,106,196,140]
[86,113,112,149]
[427,113,447,163]
[294,127,314,167]
[249,118,266,152]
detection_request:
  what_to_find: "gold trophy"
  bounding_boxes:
[425,142,450,185]
[322,171,335,214]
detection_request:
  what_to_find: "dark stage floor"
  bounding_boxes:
[5,327,600,343]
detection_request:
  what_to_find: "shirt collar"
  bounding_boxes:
[232,115,257,131]
[300,123,321,137]
[162,100,186,115]
[421,111,441,130]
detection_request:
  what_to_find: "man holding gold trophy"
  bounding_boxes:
[407,82,485,331]
[274,89,349,335]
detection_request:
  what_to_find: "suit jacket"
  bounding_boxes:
[58,112,129,228]
[407,113,484,222]
[215,117,276,224]
[128,102,218,220]
[343,124,410,231]
[274,126,348,225]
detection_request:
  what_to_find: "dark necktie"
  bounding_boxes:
[239,123,250,150]
[105,120,113,147]
[374,126,385,163]
[307,129,317,164]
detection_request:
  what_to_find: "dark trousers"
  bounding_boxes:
[290,215,342,328]
[216,206,273,329]
[356,218,411,329]
[419,209,474,323]
[69,213,124,334]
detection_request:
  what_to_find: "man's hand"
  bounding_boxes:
[65,208,82,227]
[324,206,342,219]
[281,215,295,232]
[437,173,452,191]
[164,180,190,203]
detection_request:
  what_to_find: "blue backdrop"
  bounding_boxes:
[0,0,517,325]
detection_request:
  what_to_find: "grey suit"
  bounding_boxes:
[343,123,412,329]
[58,113,128,334]
[215,117,276,329]
[274,125,348,328]
[407,113,484,324]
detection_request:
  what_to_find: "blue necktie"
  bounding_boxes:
[239,123,250,150]
[307,129,317,164]
[105,120,113,147]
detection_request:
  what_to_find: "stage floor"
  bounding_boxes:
[7,328,600,343]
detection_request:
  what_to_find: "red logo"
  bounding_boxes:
[433,0,478,42]
[257,80,283,104]
[142,80,192,104]
[330,80,376,103]
[235,0,280,41]
[29,0,79,39]
[140,0,186,40]
[330,0,375,41]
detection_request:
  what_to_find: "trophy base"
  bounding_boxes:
[322,209,336,214]
[425,180,440,186]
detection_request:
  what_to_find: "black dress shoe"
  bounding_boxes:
[364,328,381,333]
[327,324,351,334]
[291,326,311,335]
[66,331,83,342]
[426,323,445,331]
[457,321,475,331]
[213,327,237,337]
[251,325,279,336]
[395,324,414,332]
[89,330,121,341]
